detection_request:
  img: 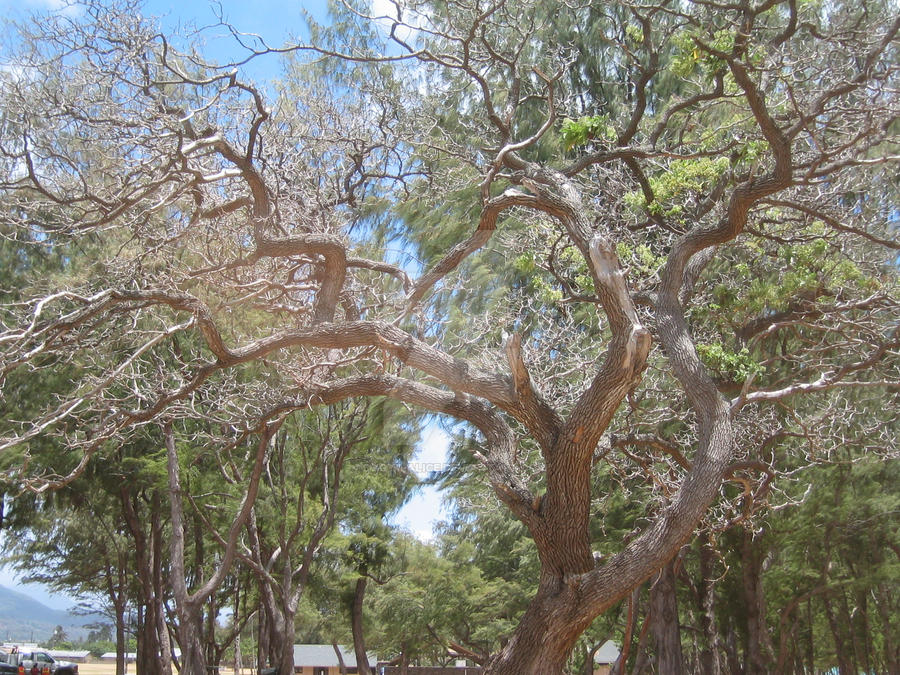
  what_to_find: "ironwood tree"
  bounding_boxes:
[0,0,897,673]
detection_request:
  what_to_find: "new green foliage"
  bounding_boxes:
[560,116,617,152]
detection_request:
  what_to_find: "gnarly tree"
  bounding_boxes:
[0,0,897,672]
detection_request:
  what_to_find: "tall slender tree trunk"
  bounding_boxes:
[837,591,860,674]
[233,592,244,675]
[105,560,128,675]
[257,604,270,673]
[333,643,348,675]
[253,556,296,675]
[167,425,210,675]
[630,629,652,675]
[153,498,175,675]
[854,590,872,675]
[120,488,171,675]
[205,588,218,670]
[399,645,409,675]
[804,599,815,675]
[351,575,372,675]
[742,529,773,675]
[874,582,899,675]
[824,595,853,675]
[114,604,126,675]
[109,588,127,675]
[697,534,722,675]
[265,592,293,674]
[650,560,684,675]
[725,621,744,675]
[610,588,642,675]
[277,613,296,675]
[165,422,270,674]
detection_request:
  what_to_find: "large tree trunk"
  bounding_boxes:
[484,423,733,674]
[650,560,684,675]
[484,576,598,673]
[479,155,756,672]
[484,402,733,674]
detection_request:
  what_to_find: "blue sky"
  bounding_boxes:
[141,0,331,79]
[0,0,450,613]
[391,425,453,540]
[1,0,332,78]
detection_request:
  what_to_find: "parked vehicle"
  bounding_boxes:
[0,651,19,675]
[1,651,77,675]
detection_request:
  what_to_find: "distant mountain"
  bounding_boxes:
[0,585,106,644]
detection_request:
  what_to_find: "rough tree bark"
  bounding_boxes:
[650,560,684,675]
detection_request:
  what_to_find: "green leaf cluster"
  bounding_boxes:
[670,29,736,79]
[696,343,765,381]
[560,115,617,152]
[624,157,730,219]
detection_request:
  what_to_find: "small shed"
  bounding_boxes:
[292,644,375,675]
[593,640,621,675]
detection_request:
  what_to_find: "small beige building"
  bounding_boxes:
[293,644,374,675]
[593,640,621,675]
